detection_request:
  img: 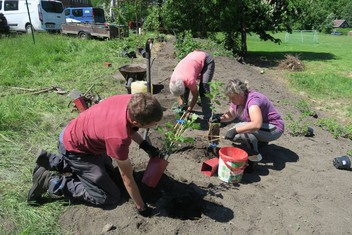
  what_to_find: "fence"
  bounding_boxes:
[284,30,318,44]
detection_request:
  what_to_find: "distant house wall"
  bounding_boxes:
[333,20,350,28]
[61,0,92,8]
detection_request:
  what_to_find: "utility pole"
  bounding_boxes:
[25,0,35,44]
[110,0,115,20]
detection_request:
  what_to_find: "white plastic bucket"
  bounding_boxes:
[131,81,153,94]
[218,146,248,184]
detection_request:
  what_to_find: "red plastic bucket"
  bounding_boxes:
[218,146,248,184]
[142,157,169,188]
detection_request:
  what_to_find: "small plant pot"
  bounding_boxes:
[305,127,314,137]
[333,155,351,170]
[73,97,88,112]
[103,62,112,67]
[142,157,169,188]
[208,122,220,145]
[201,157,219,176]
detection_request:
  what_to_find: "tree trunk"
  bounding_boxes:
[240,17,247,63]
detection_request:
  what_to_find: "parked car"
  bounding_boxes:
[0,13,10,34]
[64,7,105,23]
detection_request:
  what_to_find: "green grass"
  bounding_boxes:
[0,32,151,234]
[247,32,352,125]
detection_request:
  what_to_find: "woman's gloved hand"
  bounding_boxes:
[225,127,238,140]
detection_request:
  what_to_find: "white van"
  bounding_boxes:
[0,0,65,33]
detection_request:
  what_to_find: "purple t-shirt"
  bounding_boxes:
[230,91,284,131]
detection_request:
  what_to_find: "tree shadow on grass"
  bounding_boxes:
[247,51,336,68]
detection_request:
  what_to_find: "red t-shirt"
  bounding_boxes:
[63,94,136,160]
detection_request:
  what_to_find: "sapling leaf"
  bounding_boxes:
[190,113,198,121]
[191,123,201,130]
[206,81,225,120]
[155,126,163,132]
[156,111,199,156]
[165,123,174,129]
[179,137,195,143]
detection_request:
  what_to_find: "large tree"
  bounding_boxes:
[291,0,352,31]
[161,0,300,61]
[161,0,215,37]
[235,0,298,60]
[334,0,352,25]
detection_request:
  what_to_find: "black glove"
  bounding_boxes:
[139,140,160,158]
[138,205,153,217]
[225,127,238,140]
[209,115,221,123]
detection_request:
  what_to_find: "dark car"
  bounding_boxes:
[0,13,10,34]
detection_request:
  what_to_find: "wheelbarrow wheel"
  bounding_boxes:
[125,77,134,94]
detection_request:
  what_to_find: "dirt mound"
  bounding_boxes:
[58,37,352,235]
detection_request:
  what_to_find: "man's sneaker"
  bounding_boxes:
[27,166,52,202]
[35,149,50,169]
[32,164,40,176]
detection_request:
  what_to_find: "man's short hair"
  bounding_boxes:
[128,93,163,125]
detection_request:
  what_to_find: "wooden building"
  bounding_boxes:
[333,20,349,28]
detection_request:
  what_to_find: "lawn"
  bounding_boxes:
[247,31,352,125]
[0,32,150,234]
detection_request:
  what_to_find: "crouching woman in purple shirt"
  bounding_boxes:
[215,79,284,162]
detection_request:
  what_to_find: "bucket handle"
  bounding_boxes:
[221,156,247,171]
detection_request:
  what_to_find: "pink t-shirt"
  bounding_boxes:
[63,94,136,161]
[170,51,206,91]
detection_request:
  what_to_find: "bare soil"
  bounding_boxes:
[58,37,352,235]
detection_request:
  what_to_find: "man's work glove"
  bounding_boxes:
[137,205,153,217]
[139,140,161,158]
[225,127,238,140]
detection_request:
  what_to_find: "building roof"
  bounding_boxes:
[333,20,348,28]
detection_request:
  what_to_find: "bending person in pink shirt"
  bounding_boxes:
[169,50,215,121]
[212,79,284,163]
[28,93,163,217]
